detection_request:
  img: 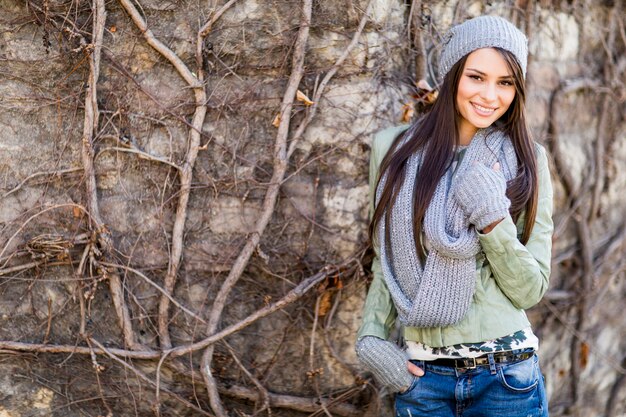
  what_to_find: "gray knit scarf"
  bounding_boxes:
[376,125,518,328]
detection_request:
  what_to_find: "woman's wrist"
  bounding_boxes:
[480,218,503,234]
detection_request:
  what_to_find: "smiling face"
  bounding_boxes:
[455,48,517,145]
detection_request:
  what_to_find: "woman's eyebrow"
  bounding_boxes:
[465,68,513,79]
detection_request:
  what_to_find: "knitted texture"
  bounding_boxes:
[439,15,528,81]
[453,163,511,230]
[376,126,518,328]
[355,336,414,393]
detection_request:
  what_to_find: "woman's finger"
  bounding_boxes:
[407,361,425,376]
[493,162,501,171]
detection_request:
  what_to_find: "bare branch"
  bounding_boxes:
[0,260,53,276]
[188,271,326,356]
[79,0,140,350]
[101,262,207,325]
[224,341,271,416]
[117,0,201,88]
[542,300,626,375]
[196,0,240,76]
[116,0,208,350]
[2,168,82,198]
[0,340,159,359]
[200,1,313,414]
[88,338,214,416]
[546,78,600,197]
[157,99,208,349]
[0,265,333,360]
[218,385,361,417]
[96,147,181,171]
[287,0,374,158]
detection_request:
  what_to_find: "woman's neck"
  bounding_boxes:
[458,125,478,146]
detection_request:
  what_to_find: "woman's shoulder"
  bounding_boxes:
[533,141,547,156]
[532,141,549,173]
[372,124,411,149]
[371,124,411,164]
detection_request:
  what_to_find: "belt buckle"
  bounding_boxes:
[458,357,477,370]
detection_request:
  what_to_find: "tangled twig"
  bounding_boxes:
[199,1,313,413]
[116,0,209,351]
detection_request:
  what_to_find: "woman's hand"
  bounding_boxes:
[453,161,510,231]
[477,162,505,233]
[355,336,416,393]
[407,361,425,377]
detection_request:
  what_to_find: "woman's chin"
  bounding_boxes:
[469,118,497,129]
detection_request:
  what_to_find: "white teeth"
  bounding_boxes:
[473,103,495,113]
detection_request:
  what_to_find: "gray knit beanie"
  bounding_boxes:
[438,15,528,81]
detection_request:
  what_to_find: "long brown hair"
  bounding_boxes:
[369,48,538,264]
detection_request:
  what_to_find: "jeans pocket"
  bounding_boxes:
[396,375,420,396]
[497,355,540,393]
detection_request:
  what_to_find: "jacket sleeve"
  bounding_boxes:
[356,130,399,341]
[477,144,554,309]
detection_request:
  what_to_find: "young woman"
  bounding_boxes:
[355,15,553,417]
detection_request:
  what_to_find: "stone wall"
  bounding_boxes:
[0,0,624,416]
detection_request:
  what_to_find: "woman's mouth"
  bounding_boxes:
[471,102,497,116]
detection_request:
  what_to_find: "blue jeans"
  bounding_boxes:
[395,352,548,417]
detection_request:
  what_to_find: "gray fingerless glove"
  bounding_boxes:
[355,336,413,393]
[453,163,511,231]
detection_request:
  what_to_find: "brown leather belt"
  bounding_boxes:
[425,350,534,370]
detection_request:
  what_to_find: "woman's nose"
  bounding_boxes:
[480,82,498,102]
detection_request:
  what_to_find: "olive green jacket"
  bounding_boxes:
[356,125,554,347]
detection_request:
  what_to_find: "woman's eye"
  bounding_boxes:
[500,80,514,86]
[469,75,482,81]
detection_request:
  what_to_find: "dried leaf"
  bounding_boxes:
[296,90,314,106]
[272,113,281,128]
[580,342,589,369]
[72,206,82,218]
[401,103,414,123]
[425,90,438,104]
[110,26,117,33]
[317,292,332,316]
